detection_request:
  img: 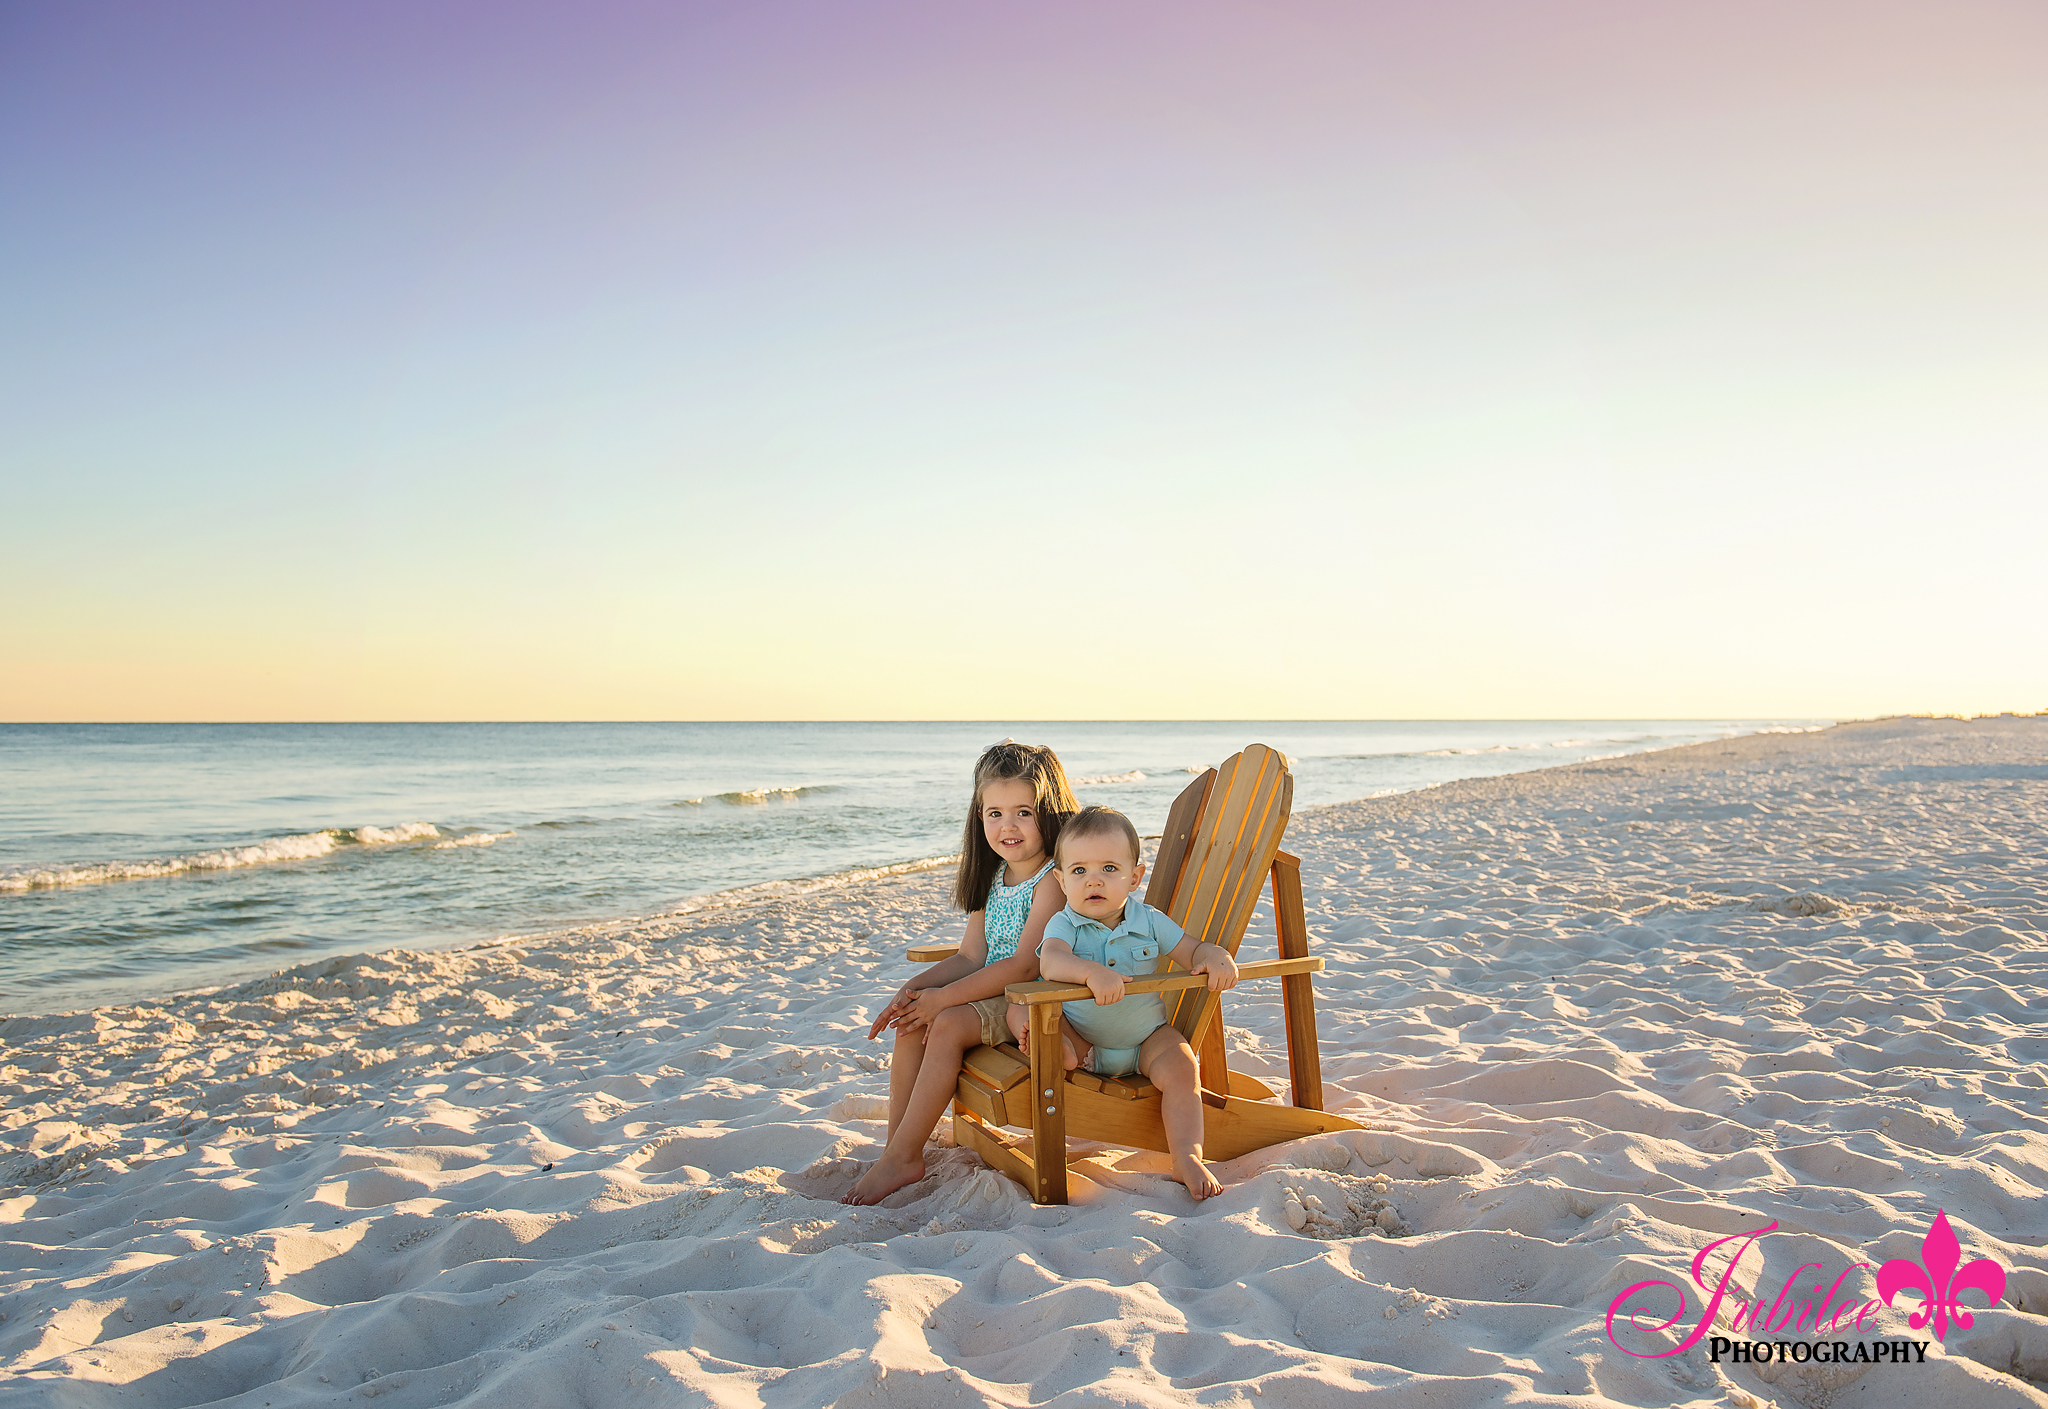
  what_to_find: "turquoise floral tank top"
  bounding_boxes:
[983,858,1054,963]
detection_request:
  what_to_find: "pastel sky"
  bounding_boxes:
[5,1,2044,721]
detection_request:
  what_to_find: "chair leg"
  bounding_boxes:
[1271,853,1324,1111]
[1026,1002,1068,1204]
[954,1104,1037,1191]
[1197,1000,1231,1097]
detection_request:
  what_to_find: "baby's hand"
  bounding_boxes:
[1193,943,1239,992]
[1086,969,1125,1006]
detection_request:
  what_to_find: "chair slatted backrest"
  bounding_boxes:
[1143,744,1293,1043]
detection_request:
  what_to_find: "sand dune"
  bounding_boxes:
[4,717,2045,1406]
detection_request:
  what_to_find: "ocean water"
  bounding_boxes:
[0,720,1820,1015]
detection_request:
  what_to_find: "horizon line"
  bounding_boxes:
[0,714,1889,727]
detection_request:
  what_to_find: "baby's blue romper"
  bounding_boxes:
[1040,898,1185,1077]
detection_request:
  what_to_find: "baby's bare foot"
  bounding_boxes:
[1062,1035,1089,1072]
[1173,1151,1222,1200]
[841,1151,925,1206]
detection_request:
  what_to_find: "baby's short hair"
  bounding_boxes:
[1057,805,1142,866]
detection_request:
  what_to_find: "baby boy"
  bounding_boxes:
[1006,805,1239,1198]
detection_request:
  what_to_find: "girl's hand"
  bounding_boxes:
[893,987,954,1033]
[1193,943,1239,992]
[866,997,904,1040]
[1085,969,1125,1006]
[866,981,917,1039]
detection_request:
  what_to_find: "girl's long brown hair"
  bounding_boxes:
[952,741,1078,912]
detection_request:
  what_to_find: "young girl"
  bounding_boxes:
[842,741,1076,1206]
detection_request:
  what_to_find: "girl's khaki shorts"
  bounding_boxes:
[967,996,1012,1047]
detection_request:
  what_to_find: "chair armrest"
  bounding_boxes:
[907,943,959,963]
[1005,956,1323,1004]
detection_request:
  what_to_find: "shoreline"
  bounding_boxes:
[4,716,2044,1406]
[5,722,1835,1023]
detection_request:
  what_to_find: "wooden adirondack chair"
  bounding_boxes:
[905,743,1357,1204]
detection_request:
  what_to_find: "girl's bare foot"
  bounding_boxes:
[841,1151,926,1206]
[1173,1151,1222,1200]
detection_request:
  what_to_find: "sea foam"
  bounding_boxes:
[0,823,444,893]
[710,785,834,805]
[432,830,515,850]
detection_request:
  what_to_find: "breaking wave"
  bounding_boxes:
[0,822,444,893]
[677,785,838,806]
[351,823,441,845]
[1074,770,1146,786]
[433,830,515,850]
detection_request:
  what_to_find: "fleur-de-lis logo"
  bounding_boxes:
[1875,1209,2007,1340]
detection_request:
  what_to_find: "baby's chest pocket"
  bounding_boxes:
[1110,940,1158,975]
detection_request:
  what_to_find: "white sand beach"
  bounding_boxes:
[4,717,2045,1407]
